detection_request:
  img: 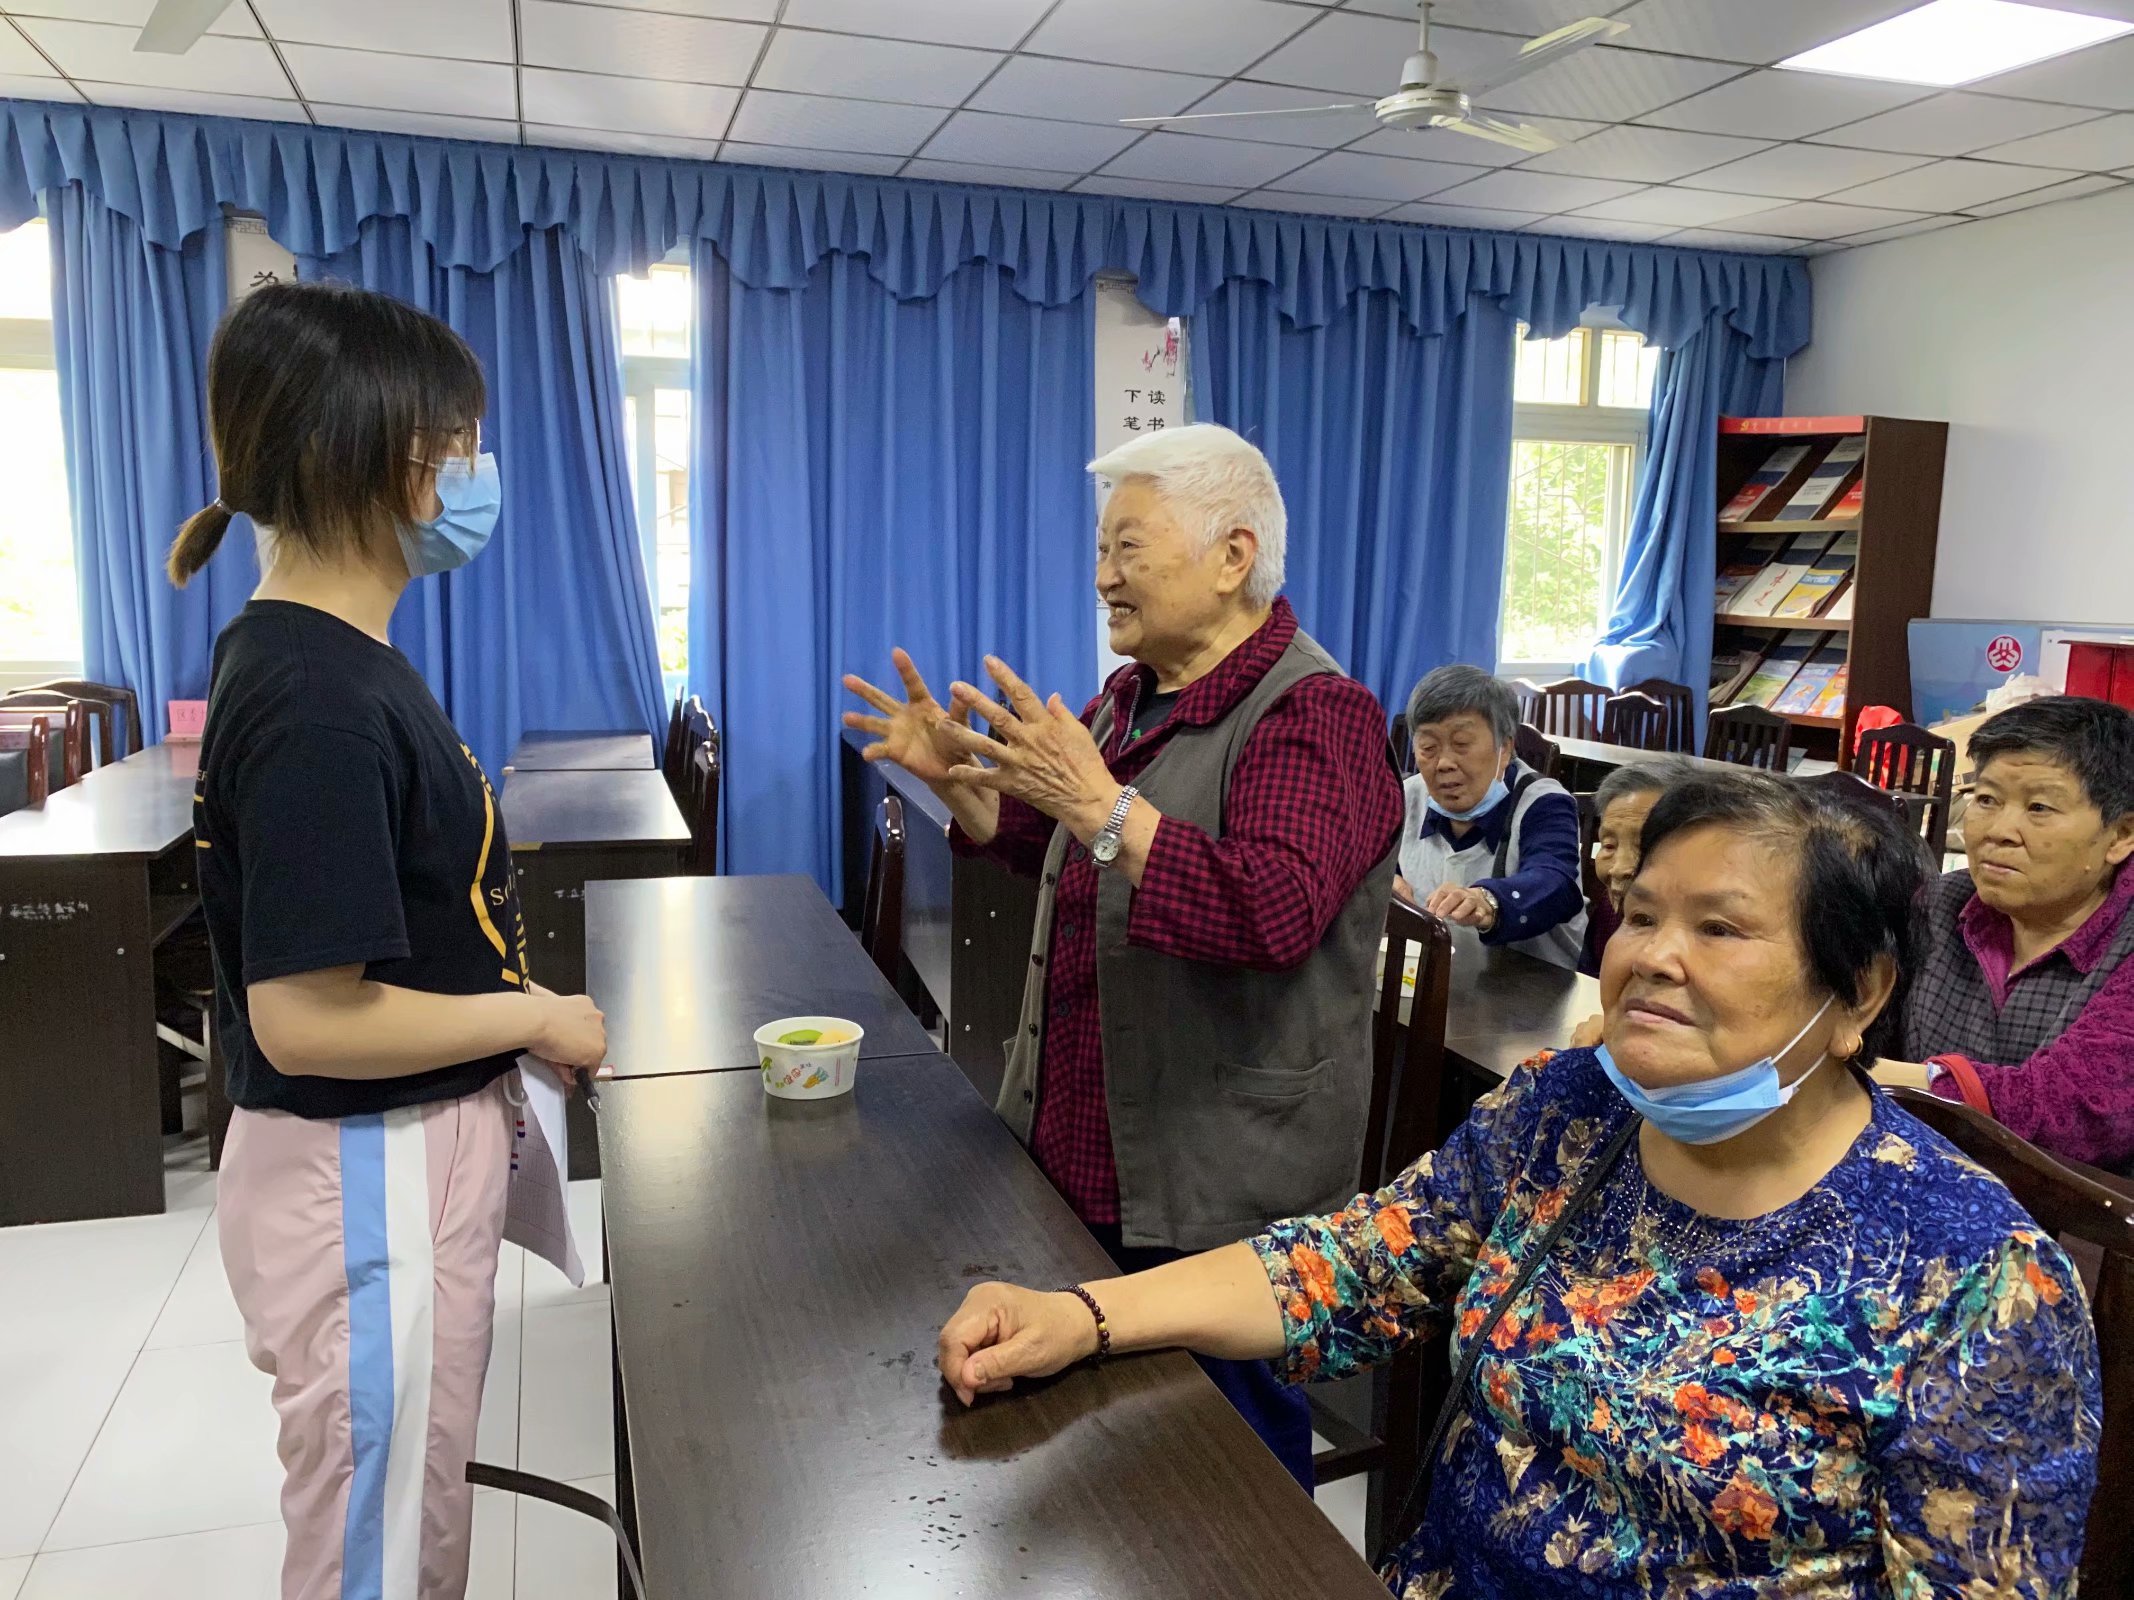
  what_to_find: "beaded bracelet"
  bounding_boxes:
[1062,1284,1110,1362]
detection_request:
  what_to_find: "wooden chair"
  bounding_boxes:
[1804,768,1908,820]
[1509,680,1541,726]
[1512,722,1560,782]
[1852,721,1956,857]
[0,720,49,814]
[1525,677,1613,741]
[1624,678,1696,754]
[660,689,688,799]
[1705,704,1792,771]
[7,679,142,765]
[1889,1089,2134,1596]
[682,736,720,875]
[1310,901,1455,1563]
[861,794,906,983]
[0,703,86,793]
[1602,691,1672,753]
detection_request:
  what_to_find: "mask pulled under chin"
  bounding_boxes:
[1424,774,1509,824]
[1595,997,1835,1146]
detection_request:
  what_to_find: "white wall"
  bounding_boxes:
[1787,186,2134,626]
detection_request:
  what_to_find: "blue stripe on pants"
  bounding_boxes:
[340,1114,391,1600]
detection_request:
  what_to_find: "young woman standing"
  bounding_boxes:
[171,281,607,1600]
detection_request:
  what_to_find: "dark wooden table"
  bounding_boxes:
[587,874,939,1078]
[0,743,202,1222]
[506,730,655,772]
[1445,947,1601,1082]
[1551,736,1742,790]
[598,1053,1388,1600]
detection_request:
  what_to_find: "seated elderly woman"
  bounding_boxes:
[1578,755,1698,977]
[939,772,2100,1599]
[1397,664,1584,969]
[1878,695,2134,1174]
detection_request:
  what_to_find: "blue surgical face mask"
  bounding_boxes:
[1595,996,1835,1146]
[1425,775,1509,824]
[399,452,501,579]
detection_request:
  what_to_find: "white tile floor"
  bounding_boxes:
[2,1140,1365,1596]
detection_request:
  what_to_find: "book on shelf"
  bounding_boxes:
[1772,639,1849,714]
[1719,443,1814,524]
[1773,530,1860,618]
[1714,531,1788,610]
[1709,632,1769,703]
[1732,630,1828,709]
[1775,434,1866,520]
[1809,663,1850,719]
[1735,529,1838,617]
[1823,581,1856,622]
[1827,478,1865,519]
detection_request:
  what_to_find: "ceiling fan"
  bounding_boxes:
[1121,3,1630,156]
[135,0,238,55]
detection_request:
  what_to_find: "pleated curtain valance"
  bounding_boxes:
[0,100,1811,358]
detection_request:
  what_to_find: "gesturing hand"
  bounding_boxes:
[1426,883,1499,931]
[940,658,1119,836]
[937,1282,1100,1407]
[842,649,972,787]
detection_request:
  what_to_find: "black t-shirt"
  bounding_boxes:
[195,600,529,1118]
[1128,689,1179,745]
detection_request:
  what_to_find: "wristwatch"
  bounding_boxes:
[1090,786,1139,868]
[1475,886,1501,927]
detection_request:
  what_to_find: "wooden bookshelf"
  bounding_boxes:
[1712,414,1946,759]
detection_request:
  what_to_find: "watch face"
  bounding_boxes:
[1090,832,1121,865]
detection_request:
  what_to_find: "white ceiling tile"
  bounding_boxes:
[1721,198,1933,238]
[1676,142,1930,199]
[900,158,1082,190]
[5,0,259,33]
[1835,215,1969,247]
[1979,114,2134,171]
[968,59,1223,127]
[918,110,1139,170]
[529,125,721,158]
[522,69,740,141]
[1831,157,2079,211]
[0,26,52,75]
[1098,130,1315,187]
[1424,167,1647,212]
[1975,33,2134,112]
[1662,227,1812,252]
[518,2,765,85]
[1637,69,1927,139]
[1347,0,1611,29]
[1231,190,1395,217]
[1265,150,1476,200]
[1962,171,2125,215]
[726,90,947,156]
[1804,92,2097,156]
[252,0,512,57]
[1382,201,1544,230]
[1070,174,1245,204]
[753,31,1001,109]
[1609,0,1919,65]
[282,45,516,120]
[781,0,1053,49]
[716,142,906,175]
[1520,124,1771,183]
[1348,117,1609,167]
[1480,45,1742,123]
[0,74,78,100]
[563,0,779,16]
[1025,0,1316,76]
[1524,216,1679,242]
[78,84,306,121]
[1137,82,1379,148]
[1250,13,1508,96]
[1573,185,1783,225]
[320,106,521,144]
[15,19,291,97]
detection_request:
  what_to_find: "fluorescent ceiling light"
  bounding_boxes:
[1778,0,2134,86]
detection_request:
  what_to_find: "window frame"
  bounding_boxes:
[0,215,81,678]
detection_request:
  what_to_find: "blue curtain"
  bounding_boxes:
[1586,315,1785,732]
[690,244,1093,894]
[48,184,255,742]
[1194,280,1517,718]
[299,217,666,780]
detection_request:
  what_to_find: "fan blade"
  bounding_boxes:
[136,0,238,53]
[1438,112,1560,155]
[1120,104,1370,127]
[1458,16,1629,97]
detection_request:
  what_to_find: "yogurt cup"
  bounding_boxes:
[755,1016,865,1100]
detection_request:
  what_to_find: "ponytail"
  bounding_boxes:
[168,501,234,587]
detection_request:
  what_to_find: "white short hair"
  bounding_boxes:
[1087,423,1287,608]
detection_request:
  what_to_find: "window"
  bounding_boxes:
[0,218,80,686]
[616,263,692,683]
[1498,322,1660,673]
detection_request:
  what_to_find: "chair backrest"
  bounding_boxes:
[9,679,141,763]
[861,794,907,983]
[1624,678,1696,754]
[1526,677,1613,741]
[1509,679,1542,727]
[1852,721,1957,856]
[1512,722,1560,782]
[1387,711,1413,777]
[1602,691,1671,753]
[1705,704,1793,772]
[685,737,720,875]
[661,689,688,796]
[0,703,86,792]
[1364,901,1456,1192]
[0,720,48,814]
[1889,1088,2134,1595]
[1803,768,1910,822]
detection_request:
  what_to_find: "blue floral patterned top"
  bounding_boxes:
[1250,1049,2101,1599]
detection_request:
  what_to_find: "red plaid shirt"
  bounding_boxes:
[952,599,1403,1224]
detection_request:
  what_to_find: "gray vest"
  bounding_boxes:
[996,630,1397,1251]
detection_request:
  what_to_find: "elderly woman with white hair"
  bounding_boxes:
[844,423,1404,1488]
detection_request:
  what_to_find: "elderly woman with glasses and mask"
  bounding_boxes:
[938,771,2099,1600]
